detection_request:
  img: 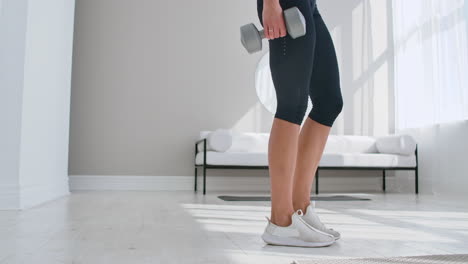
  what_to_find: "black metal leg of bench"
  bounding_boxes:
[315,170,319,195]
[194,167,197,192]
[382,169,386,191]
[415,167,418,194]
[203,140,207,195]
[415,147,419,194]
[194,141,198,192]
[203,165,206,195]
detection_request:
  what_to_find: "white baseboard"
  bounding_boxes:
[69,171,400,193]
[69,175,195,191]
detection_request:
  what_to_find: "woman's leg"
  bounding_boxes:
[292,6,344,212]
[292,118,330,211]
[257,0,318,226]
[268,119,300,226]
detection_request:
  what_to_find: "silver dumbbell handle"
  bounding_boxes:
[259,29,285,39]
[259,30,265,39]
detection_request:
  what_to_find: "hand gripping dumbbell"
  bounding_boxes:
[240,7,306,54]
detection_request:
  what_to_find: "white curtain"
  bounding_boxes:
[393,0,468,131]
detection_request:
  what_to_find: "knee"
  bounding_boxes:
[331,96,344,116]
[308,96,343,127]
[274,98,309,126]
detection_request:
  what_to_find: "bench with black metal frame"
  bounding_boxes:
[195,138,419,195]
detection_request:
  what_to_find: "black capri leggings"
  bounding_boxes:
[257,0,343,127]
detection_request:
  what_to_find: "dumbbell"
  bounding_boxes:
[240,7,306,54]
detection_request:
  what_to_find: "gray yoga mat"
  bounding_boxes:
[293,254,468,264]
[218,195,371,202]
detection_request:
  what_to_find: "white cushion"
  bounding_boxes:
[197,129,233,152]
[324,135,378,153]
[208,129,232,152]
[198,130,269,153]
[228,131,269,152]
[195,151,416,168]
[376,134,417,155]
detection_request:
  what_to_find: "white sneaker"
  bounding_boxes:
[301,201,341,240]
[261,209,335,247]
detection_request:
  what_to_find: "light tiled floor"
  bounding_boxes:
[1,191,467,264]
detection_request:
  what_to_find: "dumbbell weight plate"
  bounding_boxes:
[240,23,263,54]
[283,7,306,39]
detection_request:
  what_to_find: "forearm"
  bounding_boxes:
[264,0,280,7]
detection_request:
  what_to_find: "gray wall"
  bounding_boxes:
[69,0,395,177]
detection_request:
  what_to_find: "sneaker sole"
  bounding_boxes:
[322,231,340,240]
[261,232,335,248]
